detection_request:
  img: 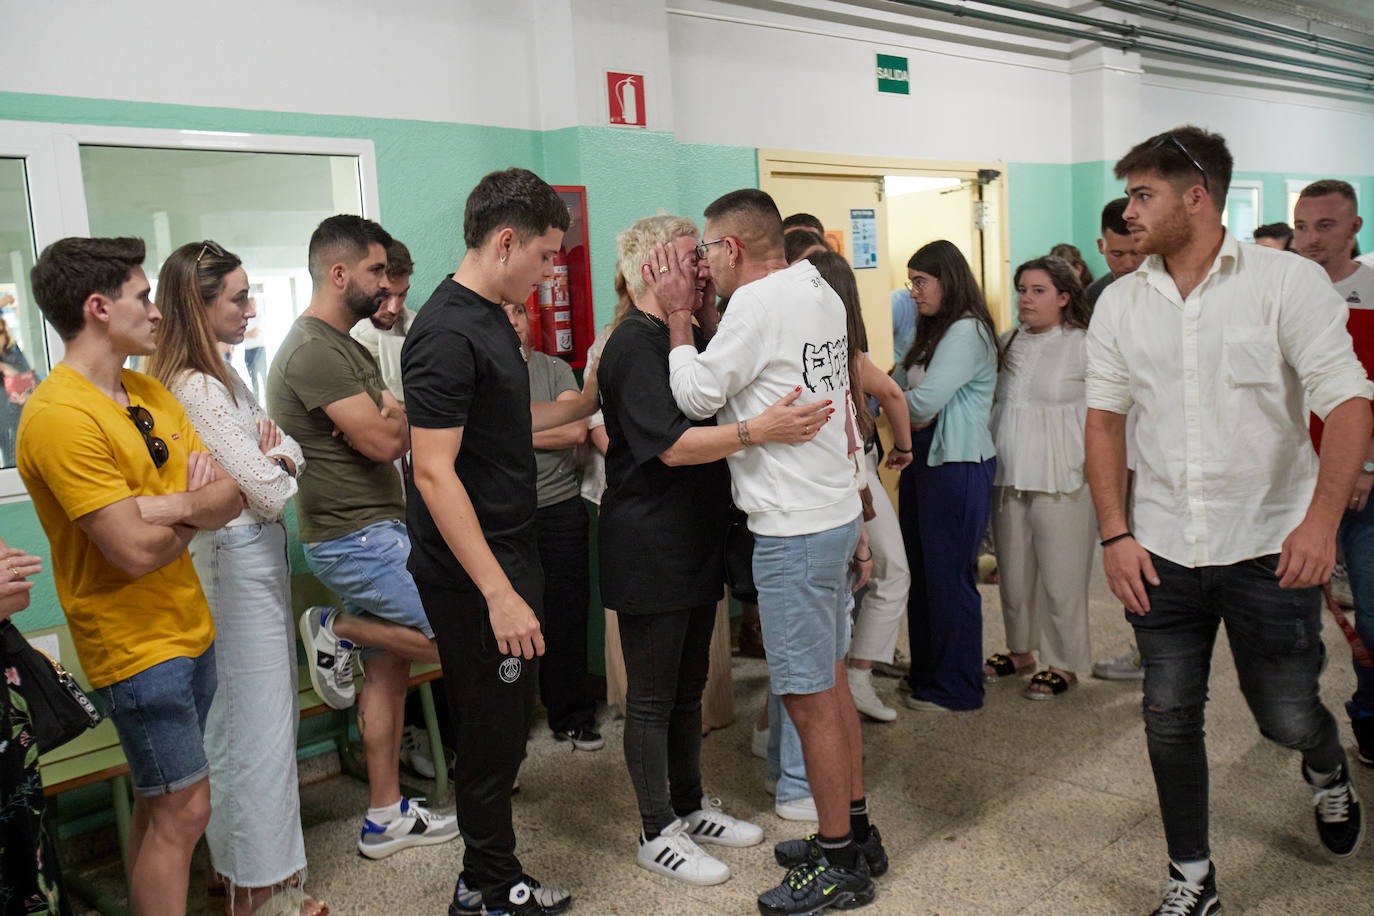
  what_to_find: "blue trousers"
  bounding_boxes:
[1342,499,1374,722]
[899,424,995,711]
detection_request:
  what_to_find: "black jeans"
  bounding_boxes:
[1130,552,1346,863]
[618,603,716,837]
[534,496,595,732]
[417,547,541,909]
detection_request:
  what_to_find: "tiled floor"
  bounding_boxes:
[69,560,1373,914]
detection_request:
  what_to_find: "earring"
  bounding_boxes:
[729,259,736,269]
[500,255,507,264]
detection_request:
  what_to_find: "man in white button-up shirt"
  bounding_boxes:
[1084,126,1373,916]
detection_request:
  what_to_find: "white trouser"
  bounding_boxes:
[990,485,1097,675]
[848,447,912,664]
[191,521,308,888]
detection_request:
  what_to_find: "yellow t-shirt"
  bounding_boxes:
[17,365,215,688]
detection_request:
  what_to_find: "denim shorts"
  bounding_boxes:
[303,519,433,648]
[96,645,217,797]
[753,516,862,695]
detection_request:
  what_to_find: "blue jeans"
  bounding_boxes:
[1129,552,1345,863]
[303,520,433,650]
[1341,500,1374,723]
[96,646,217,797]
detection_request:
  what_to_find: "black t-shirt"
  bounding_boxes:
[597,311,731,614]
[401,278,539,590]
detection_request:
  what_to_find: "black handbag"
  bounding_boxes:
[0,620,103,754]
[722,507,758,603]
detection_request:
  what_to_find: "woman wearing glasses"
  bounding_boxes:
[985,257,1096,700]
[893,240,1000,713]
[148,242,322,916]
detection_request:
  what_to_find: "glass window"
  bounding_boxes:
[79,146,364,390]
[0,158,45,468]
[1223,184,1261,242]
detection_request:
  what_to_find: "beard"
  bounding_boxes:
[1134,205,1192,257]
[344,279,383,320]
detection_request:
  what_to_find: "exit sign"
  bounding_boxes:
[876,54,909,95]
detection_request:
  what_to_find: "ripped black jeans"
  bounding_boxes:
[1129,552,1346,863]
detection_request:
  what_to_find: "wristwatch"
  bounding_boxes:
[274,456,293,477]
[1363,460,1374,475]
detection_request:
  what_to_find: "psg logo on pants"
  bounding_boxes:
[499,657,522,684]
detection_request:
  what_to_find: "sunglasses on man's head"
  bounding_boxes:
[1151,133,1209,194]
[127,404,169,469]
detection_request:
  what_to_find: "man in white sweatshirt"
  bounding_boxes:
[644,189,882,916]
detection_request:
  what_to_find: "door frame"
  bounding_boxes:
[757,148,1012,330]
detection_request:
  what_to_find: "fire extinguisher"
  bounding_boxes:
[540,248,574,356]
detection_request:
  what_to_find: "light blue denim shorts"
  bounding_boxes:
[302,519,433,646]
[96,645,217,797]
[753,516,862,695]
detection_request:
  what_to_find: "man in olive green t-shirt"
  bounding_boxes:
[267,215,458,860]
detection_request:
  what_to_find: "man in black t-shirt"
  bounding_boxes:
[400,168,598,916]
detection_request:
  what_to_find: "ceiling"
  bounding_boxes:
[1223,0,1374,39]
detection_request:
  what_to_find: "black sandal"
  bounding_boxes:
[1024,669,1071,700]
[984,652,1031,683]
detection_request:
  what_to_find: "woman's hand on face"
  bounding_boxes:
[750,387,834,445]
[642,243,697,315]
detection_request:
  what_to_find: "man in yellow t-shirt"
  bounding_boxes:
[19,237,242,916]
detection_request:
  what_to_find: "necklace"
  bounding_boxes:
[638,309,668,333]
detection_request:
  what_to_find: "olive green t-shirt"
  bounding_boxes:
[528,350,581,508]
[267,316,404,542]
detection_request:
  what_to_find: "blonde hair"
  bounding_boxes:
[616,214,700,301]
[610,271,634,328]
[148,241,242,405]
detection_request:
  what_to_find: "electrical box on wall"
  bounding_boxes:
[525,186,594,368]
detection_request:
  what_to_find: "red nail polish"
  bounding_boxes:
[795,386,801,392]
[826,400,832,405]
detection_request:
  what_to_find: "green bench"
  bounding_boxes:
[30,620,446,916]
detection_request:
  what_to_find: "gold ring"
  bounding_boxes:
[659,265,669,273]
[8,567,17,581]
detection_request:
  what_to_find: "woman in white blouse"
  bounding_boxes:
[148,241,322,916]
[986,256,1098,700]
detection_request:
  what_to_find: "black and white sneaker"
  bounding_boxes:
[298,606,356,710]
[1151,863,1219,916]
[479,878,572,916]
[774,824,889,878]
[451,873,569,916]
[636,818,729,886]
[1306,761,1364,857]
[681,794,764,847]
[757,842,874,915]
[552,726,604,751]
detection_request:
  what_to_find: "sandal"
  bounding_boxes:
[1024,669,1072,700]
[983,652,1033,683]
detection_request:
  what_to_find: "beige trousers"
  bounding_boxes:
[849,448,911,663]
[990,484,1097,675]
[604,596,734,729]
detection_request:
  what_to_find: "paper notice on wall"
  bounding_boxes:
[850,209,878,270]
[824,230,846,258]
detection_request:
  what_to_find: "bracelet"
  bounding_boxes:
[891,446,912,454]
[737,419,754,448]
[1100,531,1134,547]
[854,551,872,562]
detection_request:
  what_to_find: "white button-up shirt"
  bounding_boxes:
[1086,232,1373,568]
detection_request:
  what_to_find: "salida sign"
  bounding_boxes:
[876,54,910,95]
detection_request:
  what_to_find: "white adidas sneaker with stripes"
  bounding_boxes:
[680,795,764,847]
[636,818,729,886]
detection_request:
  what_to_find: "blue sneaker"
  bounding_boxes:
[357,797,458,859]
[299,606,356,710]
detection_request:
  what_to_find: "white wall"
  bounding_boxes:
[0,0,546,130]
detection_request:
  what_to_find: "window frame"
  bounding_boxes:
[1223,180,1262,242]
[0,120,380,501]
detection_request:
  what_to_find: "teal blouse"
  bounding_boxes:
[891,317,998,466]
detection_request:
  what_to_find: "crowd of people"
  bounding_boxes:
[1,123,1372,916]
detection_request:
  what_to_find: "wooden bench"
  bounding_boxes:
[29,623,446,916]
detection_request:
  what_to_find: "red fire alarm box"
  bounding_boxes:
[525,186,594,368]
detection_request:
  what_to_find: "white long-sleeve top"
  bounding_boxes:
[1086,232,1373,567]
[172,367,305,526]
[991,324,1086,494]
[668,261,860,537]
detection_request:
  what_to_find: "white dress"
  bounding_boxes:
[991,325,1086,494]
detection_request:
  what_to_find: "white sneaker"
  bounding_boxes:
[400,725,436,779]
[774,795,818,821]
[636,819,729,886]
[1092,644,1145,681]
[846,667,897,722]
[680,795,763,847]
[357,797,459,859]
[299,606,356,710]
[751,723,769,760]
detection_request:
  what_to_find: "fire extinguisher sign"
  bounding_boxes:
[607,72,646,128]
